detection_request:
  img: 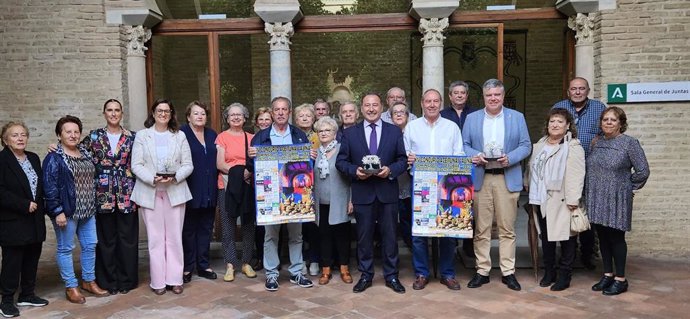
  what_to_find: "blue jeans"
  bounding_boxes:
[52,216,97,288]
[263,223,303,278]
[412,236,457,279]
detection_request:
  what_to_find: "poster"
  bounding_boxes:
[254,143,315,226]
[411,155,474,238]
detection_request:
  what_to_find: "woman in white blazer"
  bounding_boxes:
[131,99,193,295]
[525,108,585,292]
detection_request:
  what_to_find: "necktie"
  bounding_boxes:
[369,122,378,155]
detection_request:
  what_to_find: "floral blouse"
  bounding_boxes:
[81,127,137,214]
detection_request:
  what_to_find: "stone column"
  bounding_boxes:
[125,25,152,131]
[265,22,294,101]
[409,0,459,97]
[419,18,449,94]
[568,13,595,97]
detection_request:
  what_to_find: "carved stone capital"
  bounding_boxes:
[265,22,294,51]
[419,17,448,47]
[125,25,151,57]
[568,13,595,45]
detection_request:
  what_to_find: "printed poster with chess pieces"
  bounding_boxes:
[411,155,474,238]
[253,143,315,226]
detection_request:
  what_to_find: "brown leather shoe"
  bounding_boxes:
[80,281,109,296]
[151,287,166,295]
[339,265,353,284]
[65,287,86,304]
[412,275,429,290]
[440,277,462,290]
[319,267,332,285]
[171,285,183,294]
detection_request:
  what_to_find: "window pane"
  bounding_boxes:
[151,35,210,120]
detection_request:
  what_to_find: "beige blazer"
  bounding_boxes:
[131,127,194,209]
[526,136,585,241]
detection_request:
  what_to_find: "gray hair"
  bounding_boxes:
[294,103,315,117]
[313,116,338,132]
[339,101,360,117]
[448,80,469,92]
[386,86,406,99]
[390,101,409,114]
[271,96,292,109]
[482,78,505,92]
[223,102,250,122]
[422,88,443,104]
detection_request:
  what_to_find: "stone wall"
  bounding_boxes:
[593,0,690,258]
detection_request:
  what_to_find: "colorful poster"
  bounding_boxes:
[411,155,474,238]
[254,143,315,225]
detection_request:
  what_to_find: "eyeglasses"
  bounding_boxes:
[155,109,171,114]
[392,111,407,116]
[317,129,334,134]
[192,111,206,116]
[228,113,244,118]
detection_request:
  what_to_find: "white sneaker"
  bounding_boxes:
[301,264,308,275]
[309,263,320,276]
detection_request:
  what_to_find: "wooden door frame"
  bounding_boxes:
[147,8,567,132]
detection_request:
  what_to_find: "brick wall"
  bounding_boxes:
[0,0,126,158]
[593,0,690,258]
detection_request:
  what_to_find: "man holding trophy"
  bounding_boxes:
[336,93,408,294]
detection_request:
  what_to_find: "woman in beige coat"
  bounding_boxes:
[526,108,585,291]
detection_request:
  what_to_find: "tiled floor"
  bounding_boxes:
[13,241,690,319]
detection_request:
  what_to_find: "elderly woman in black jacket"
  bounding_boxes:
[0,122,48,317]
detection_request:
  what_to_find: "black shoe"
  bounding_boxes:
[198,269,217,280]
[385,278,406,294]
[467,273,490,288]
[353,278,372,293]
[550,273,571,291]
[119,289,130,294]
[108,289,118,295]
[183,272,192,283]
[591,275,614,291]
[0,302,19,318]
[501,274,522,291]
[290,273,314,288]
[539,269,556,287]
[603,279,628,295]
[265,277,279,292]
[16,295,49,307]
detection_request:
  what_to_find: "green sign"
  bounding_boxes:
[608,84,627,103]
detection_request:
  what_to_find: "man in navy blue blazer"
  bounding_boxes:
[462,79,531,291]
[336,93,408,294]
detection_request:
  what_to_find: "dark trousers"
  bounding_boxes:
[182,206,216,272]
[0,242,42,302]
[303,222,320,264]
[95,211,139,291]
[398,197,412,248]
[318,204,351,267]
[537,211,576,273]
[594,224,627,276]
[578,228,595,259]
[354,199,399,281]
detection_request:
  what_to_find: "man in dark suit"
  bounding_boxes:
[440,80,478,258]
[336,93,408,294]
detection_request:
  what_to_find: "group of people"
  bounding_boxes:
[0,77,649,317]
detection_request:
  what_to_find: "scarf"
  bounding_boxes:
[317,140,338,179]
[529,132,571,209]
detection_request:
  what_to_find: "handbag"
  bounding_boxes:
[570,205,591,233]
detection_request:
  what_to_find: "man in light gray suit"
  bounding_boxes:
[461,79,531,291]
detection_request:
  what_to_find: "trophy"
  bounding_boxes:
[361,155,382,174]
[483,142,503,161]
[157,158,176,178]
